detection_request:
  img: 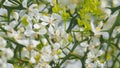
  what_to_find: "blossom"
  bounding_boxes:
[29,57,36,63]
[0,37,6,48]
[90,19,109,39]
[0,0,119,68]
[64,60,82,68]
[22,0,28,8]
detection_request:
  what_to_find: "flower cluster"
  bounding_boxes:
[0,0,120,68]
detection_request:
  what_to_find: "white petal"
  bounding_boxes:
[24,30,34,36]
[102,32,109,40]
[31,40,40,48]
[38,27,47,35]
[30,57,36,63]
[41,22,48,26]
[42,38,48,45]
[90,19,96,33]
[4,48,14,59]
[0,8,7,15]
[29,4,38,10]
[16,40,29,46]
[22,0,28,8]
[98,21,103,28]
[113,0,120,7]
[103,11,119,30]
[46,64,51,68]
[0,37,6,48]
[53,43,60,50]
[48,25,54,34]
[21,48,29,58]
[3,0,13,6]
[41,45,51,54]
[40,16,50,22]
[7,63,14,68]
[65,60,82,68]
[34,24,40,29]
[13,12,19,20]
[41,54,52,62]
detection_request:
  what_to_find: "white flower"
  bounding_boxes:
[87,51,96,59]
[40,15,55,34]
[29,4,38,11]
[0,37,6,48]
[3,0,13,6]
[80,41,89,47]
[90,20,103,36]
[90,11,119,39]
[30,40,40,48]
[102,11,119,30]
[34,23,40,29]
[97,11,119,39]
[42,38,48,45]
[67,4,76,10]
[0,58,7,68]
[35,62,51,68]
[90,20,109,39]
[113,0,120,7]
[53,43,60,50]
[45,64,51,68]
[48,25,54,34]
[41,45,52,62]
[100,0,109,8]
[16,39,29,46]
[1,48,14,59]
[86,63,97,68]
[85,58,98,68]
[24,30,35,37]
[38,25,47,35]
[17,39,39,48]
[22,0,28,8]
[41,54,52,62]
[112,26,120,38]
[96,60,106,68]
[4,21,18,31]
[73,44,87,57]
[33,23,47,35]
[29,57,36,63]
[21,47,29,58]
[53,54,59,61]
[65,60,82,68]
[41,45,51,54]
[102,32,109,39]
[24,23,35,37]
[86,58,92,64]
[0,8,7,15]
[107,60,113,68]
[7,63,14,68]
[96,50,104,57]
[90,37,100,47]
[12,12,19,21]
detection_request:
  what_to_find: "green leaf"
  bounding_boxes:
[22,16,29,26]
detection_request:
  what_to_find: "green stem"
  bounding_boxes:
[60,38,88,65]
